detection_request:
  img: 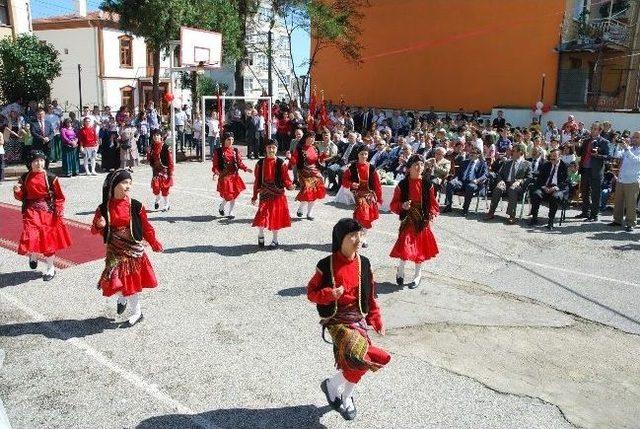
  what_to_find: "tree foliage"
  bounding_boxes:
[0,34,62,104]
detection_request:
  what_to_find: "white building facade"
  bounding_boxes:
[33,8,189,115]
[0,0,32,40]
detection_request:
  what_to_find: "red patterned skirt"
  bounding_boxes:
[296,165,326,202]
[98,227,157,297]
[18,200,71,256]
[353,188,379,229]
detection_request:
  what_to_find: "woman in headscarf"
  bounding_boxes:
[389,154,439,289]
[341,144,383,246]
[91,169,163,327]
[289,128,326,220]
[251,139,295,247]
[307,218,390,421]
[13,150,72,281]
[212,131,252,218]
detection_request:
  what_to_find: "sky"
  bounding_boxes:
[30,0,311,74]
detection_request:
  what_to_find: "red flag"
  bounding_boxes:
[260,100,269,137]
[320,100,329,127]
[217,94,224,134]
[308,91,317,120]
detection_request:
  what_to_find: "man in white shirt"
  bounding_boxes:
[610,131,640,231]
[174,107,187,152]
[51,100,64,118]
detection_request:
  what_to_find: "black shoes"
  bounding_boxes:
[43,271,56,282]
[154,202,159,210]
[409,275,422,289]
[396,276,403,286]
[117,301,128,315]
[296,211,303,218]
[218,207,225,216]
[258,236,265,248]
[321,379,342,412]
[269,241,279,248]
[121,313,144,328]
[29,258,38,270]
[227,215,235,219]
[339,396,357,421]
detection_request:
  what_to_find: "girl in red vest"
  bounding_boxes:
[389,154,439,289]
[13,150,72,281]
[148,129,174,211]
[251,139,295,247]
[212,132,252,218]
[288,129,326,220]
[91,169,163,327]
[341,145,383,246]
[307,218,390,421]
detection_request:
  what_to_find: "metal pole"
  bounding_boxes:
[202,95,206,163]
[267,29,273,97]
[169,45,176,164]
[78,64,83,112]
[539,73,546,124]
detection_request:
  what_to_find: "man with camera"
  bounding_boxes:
[575,122,611,222]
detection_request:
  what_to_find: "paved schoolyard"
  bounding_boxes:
[0,158,638,429]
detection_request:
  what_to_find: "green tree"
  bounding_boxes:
[0,34,61,104]
[100,0,242,105]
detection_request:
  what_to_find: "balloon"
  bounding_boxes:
[534,108,543,116]
[163,92,174,103]
[535,101,544,110]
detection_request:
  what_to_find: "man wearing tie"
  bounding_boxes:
[443,147,487,214]
[31,108,54,169]
[529,149,569,229]
[575,122,611,221]
[485,143,532,224]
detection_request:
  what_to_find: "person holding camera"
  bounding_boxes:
[575,122,611,222]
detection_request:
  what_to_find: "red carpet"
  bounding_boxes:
[0,202,105,269]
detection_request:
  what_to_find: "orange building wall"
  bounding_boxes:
[311,0,566,113]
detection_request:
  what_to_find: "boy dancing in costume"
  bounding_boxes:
[251,139,295,247]
[307,218,391,421]
[341,145,383,247]
[389,154,439,289]
[91,169,163,326]
[212,131,253,218]
[288,129,326,220]
[148,129,174,211]
[13,150,72,281]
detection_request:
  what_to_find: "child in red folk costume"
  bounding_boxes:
[341,145,383,247]
[13,150,72,281]
[91,169,163,327]
[289,129,326,220]
[389,154,439,289]
[212,132,252,219]
[307,218,390,421]
[148,129,174,211]
[251,139,295,247]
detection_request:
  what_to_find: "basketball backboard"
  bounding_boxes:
[180,27,222,68]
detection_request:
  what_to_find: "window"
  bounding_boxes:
[0,0,10,26]
[244,77,253,91]
[119,36,133,68]
[121,86,134,112]
[254,53,267,68]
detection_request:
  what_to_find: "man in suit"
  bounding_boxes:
[31,108,55,169]
[369,141,390,170]
[529,146,547,178]
[485,143,532,224]
[575,122,611,221]
[443,146,488,215]
[529,149,569,229]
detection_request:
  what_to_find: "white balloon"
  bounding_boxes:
[536,101,544,110]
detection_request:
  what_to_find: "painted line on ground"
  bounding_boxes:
[0,289,219,429]
[169,185,640,289]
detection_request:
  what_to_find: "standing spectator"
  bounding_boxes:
[147,101,160,131]
[174,107,187,152]
[31,108,54,169]
[135,110,150,156]
[51,99,64,117]
[206,110,220,157]
[78,117,99,175]
[599,164,616,212]
[609,131,640,231]
[492,110,506,129]
[276,112,291,153]
[68,111,81,130]
[60,118,80,177]
[193,113,203,158]
[118,118,139,171]
[561,115,579,143]
[575,122,611,221]
[46,105,62,163]
[0,125,5,181]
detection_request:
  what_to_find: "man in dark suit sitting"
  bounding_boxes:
[443,146,488,215]
[529,148,569,229]
[485,143,532,224]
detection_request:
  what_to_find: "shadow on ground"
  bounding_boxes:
[0,316,118,340]
[151,215,217,223]
[0,271,42,288]
[136,405,330,429]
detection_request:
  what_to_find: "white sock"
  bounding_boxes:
[163,196,169,208]
[414,263,423,279]
[228,199,236,215]
[127,294,142,324]
[116,295,127,306]
[307,201,316,216]
[91,158,97,174]
[155,194,161,204]
[342,381,356,405]
[45,256,55,275]
[397,260,406,279]
[258,227,265,239]
[272,230,279,243]
[328,372,347,401]
[29,254,37,263]
[84,158,90,174]
[297,202,307,214]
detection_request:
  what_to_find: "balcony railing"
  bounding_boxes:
[588,18,631,48]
